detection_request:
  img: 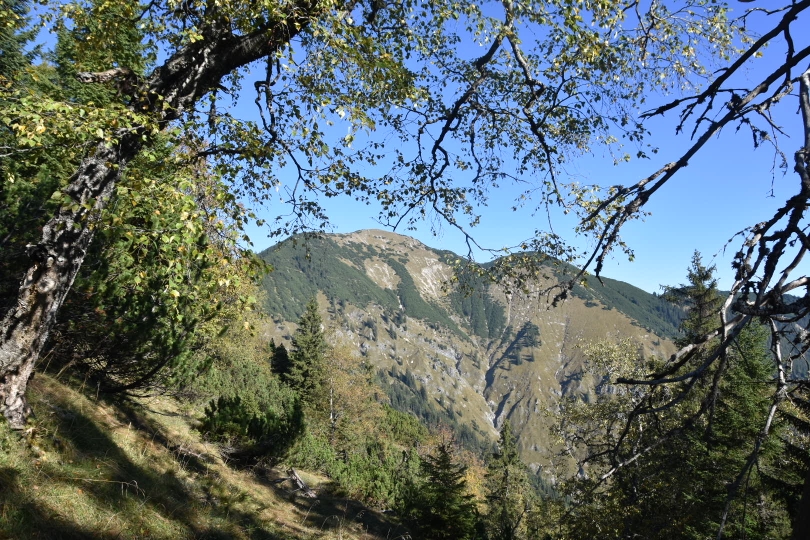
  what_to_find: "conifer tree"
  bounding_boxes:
[776,389,810,538]
[562,254,790,539]
[662,251,724,347]
[269,339,292,381]
[484,421,533,540]
[1,0,247,395]
[0,0,37,81]
[1,0,51,311]
[401,440,480,540]
[287,298,329,406]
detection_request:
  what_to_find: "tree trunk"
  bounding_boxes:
[0,6,317,427]
[0,139,140,427]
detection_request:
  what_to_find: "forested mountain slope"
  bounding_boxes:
[258,230,680,471]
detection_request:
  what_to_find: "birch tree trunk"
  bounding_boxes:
[0,8,315,428]
[0,139,139,427]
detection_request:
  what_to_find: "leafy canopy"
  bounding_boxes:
[5,0,743,246]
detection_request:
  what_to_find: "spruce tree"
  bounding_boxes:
[565,254,790,539]
[643,260,785,538]
[1,0,44,310]
[484,421,533,540]
[287,298,329,406]
[269,339,292,381]
[0,0,37,81]
[701,322,791,538]
[662,251,723,347]
[777,390,810,538]
[0,0,226,394]
[401,440,479,540]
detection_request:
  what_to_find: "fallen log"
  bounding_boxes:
[287,468,317,498]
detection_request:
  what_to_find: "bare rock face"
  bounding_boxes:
[258,229,679,472]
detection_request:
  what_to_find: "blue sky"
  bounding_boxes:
[241,4,807,294]
[29,1,807,294]
[246,116,800,294]
[33,0,803,295]
[204,0,808,292]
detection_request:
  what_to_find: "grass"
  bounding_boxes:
[0,375,405,540]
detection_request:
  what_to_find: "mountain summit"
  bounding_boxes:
[258,230,680,471]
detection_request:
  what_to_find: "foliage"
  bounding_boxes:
[451,288,508,341]
[484,421,535,540]
[0,373,404,539]
[289,427,424,508]
[320,345,383,447]
[52,159,263,393]
[399,439,481,540]
[386,258,465,337]
[287,297,329,405]
[1,0,262,397]
[570,273,684,338]
[267,296,428,508]
[0,0,37,81]
[201,394,303,462]
[2,3,807,535]
[445,261,509,338]
[260,236,401,322]
[771,388,810,535]
[381,368,494,457]
[558,257,796,539]
[662,251,723,347]
[260,236,468,337]
[0,0,799,429]
[269,339,292,380]
[379,404,430,447]
[285,344,429,508]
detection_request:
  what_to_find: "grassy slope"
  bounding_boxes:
[0,375,404,540]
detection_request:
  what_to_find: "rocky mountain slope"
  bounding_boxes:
[258,230,681,475]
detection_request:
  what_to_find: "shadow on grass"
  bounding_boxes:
[112,399,211,476]
[256,473,409,539]
[10,390,289,540]
[303,497,409,539]
[111,399,408,538]
[0,466,112,540]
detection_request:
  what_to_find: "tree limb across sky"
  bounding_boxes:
[1,1,809,534]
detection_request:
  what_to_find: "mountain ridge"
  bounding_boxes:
[257,229,681,474]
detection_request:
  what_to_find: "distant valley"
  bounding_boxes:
[257,230,683,476]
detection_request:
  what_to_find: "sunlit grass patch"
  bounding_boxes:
[0,374,398,539]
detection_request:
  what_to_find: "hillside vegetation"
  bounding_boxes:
[258,230,682,471]
[0,374,403,540]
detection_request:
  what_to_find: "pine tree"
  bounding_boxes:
[287,298,329,406]
[269,339,292,381]
[400,440,480,540]
[484,421,533,540]
[662,251,723,347]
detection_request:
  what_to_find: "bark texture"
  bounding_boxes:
[0,3,318,427]
[0,141,136,427]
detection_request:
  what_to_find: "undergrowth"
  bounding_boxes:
[0,375,404,540]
